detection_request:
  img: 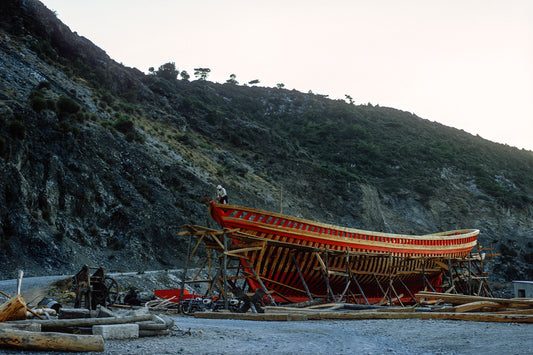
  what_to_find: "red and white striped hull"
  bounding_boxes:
[209,202,479,302]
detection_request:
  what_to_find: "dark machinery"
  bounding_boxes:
[73,265,119,310]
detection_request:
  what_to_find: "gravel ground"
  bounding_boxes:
[1,314,531,355]
[1,273,531,354]
[98,316,532,355]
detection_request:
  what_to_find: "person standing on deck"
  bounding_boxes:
[216,185,228,204]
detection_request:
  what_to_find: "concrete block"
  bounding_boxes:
[93,323,139,339]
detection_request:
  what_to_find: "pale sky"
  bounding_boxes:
[41,0,533,151]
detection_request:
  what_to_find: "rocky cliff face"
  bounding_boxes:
[0,0,531,285]
[0,0,211,276]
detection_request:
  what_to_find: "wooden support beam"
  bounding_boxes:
[242,260,277,306]
[223,230,229,310]
[228,246,264,254]
[372,273,391,305]
[328,270,349,277]
[14,314,152,329]
[454,301,502,313]
[193,310,533,323]
[270,290,294,304]
[211,234,225,250]
[345,255,370,305]
[243,273,317,297]
[421,273,437,293]
[395,275,418,304]
[390,284,404,307]
[315,251,335,302]
[337,281,351,303]
[433,260,449,271]
[223,252,250,260]
[188,233,206,260]
[191,257,209,282]
[0,323,41,332]
[291,255,313,301]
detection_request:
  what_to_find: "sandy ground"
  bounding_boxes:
[1,274,532,354]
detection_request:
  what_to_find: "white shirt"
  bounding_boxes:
[217,187,227,199]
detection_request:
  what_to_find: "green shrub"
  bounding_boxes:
[119,102,138,114]
[97,101,107,110]
[113,116,134,133]
[31,40,58,61]
[101,91,114,105]
[56,96,80,116]
[125,131,136,142]
[177,133,193,146]
[29,89,56,112]
[74,111,87,123]
[30,95,47,112]
[46,99,56,110]
[7,120,25,140]
[54,121,80,135]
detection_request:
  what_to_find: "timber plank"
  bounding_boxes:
[416,291,533,308]
[192,310,533,323]
[0,329,104,352]
[454,301,502,313]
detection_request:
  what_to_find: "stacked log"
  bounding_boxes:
[194,308,533,322]
[192,293,533,323]
[0,270,173,352]
[416,291,533,314]
[136,315,175,337]
[1,310,174,352]
[145,296,179,312]
[0,329,104,352]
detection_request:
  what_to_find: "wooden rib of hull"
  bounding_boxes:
[241,244,443,302]
[208,202,479,302]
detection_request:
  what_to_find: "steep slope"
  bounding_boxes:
[0,0,532,285]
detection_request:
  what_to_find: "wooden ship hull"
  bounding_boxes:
[207,202,479,303]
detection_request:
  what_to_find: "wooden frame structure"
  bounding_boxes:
[439,243,498,297]
[179,224,494,306]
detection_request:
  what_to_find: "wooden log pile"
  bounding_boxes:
[191,292,533,323]
[194,308,533,323]
[145,296,180,312]
[416,291,533,314]
[1,283,174,352]
[0,309,175,352]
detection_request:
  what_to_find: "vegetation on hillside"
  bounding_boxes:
[1,0,532,281]
[26,32,533,208]
[4,0,533,210]
[135,67,533,208]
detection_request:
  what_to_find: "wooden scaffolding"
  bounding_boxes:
[440,243,499,297]
[178,225,497,307]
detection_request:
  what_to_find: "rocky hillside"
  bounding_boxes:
[1,0,532,283]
